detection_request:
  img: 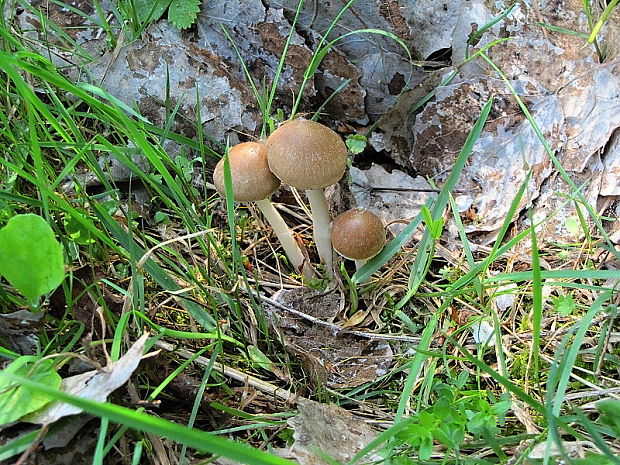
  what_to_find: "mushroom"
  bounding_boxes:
[265,119,348,276]
[213,141,314,280]
[330,209,386,269]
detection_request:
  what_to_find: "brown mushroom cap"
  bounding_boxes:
[331,209,386,261]
[213,142,281,202]
[265,119,348,190]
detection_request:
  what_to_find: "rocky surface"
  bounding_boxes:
[12,0,620,245]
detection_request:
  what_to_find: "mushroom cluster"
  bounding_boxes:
[266,119,348,276]
[213,141,314,280]
[213,118,385,281]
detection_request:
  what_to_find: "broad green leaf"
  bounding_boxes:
[0,214,65,304]
[597,399,620,436]
[0,358,61,426]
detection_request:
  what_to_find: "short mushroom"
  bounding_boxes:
[213,141,314,280]
[265,119,348,276]
[330,209,386,269]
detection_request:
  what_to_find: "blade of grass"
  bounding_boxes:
[394,98,494,308]
[179,344,221,465]
[0,373,295,465]
[221,25,269,136]
[266,0,306,125]
[588,0,620,43]
[466,3,516,57]
[537,22,590,38]
[91,202,217,330]
[486,269,619,283]
[293,28,412,119]
[550,291,612,417]
[529,209,543,389]
[572,406,620,465]
[543,291,612,464]
[395,314,438,421]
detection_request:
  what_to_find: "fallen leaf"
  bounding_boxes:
[26,333,149,425]
[287,399,380,465]
[266,289,393,388]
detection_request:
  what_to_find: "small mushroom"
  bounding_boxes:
[330,209,386,269]
[213,142,314,280]
[265,119,348,276]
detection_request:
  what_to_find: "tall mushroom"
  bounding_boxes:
[213,142,315,280]
[265,119,348,276]
[331,209,386,270]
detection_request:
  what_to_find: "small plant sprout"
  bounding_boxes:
[265,119,348,276]
[331,209,386,270]
[213,142,315,280]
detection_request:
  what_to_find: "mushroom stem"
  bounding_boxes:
[306,188,334,276]
[255,198,315,280]
[354,259,367,270]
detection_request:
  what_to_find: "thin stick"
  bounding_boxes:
[154,340,305,404]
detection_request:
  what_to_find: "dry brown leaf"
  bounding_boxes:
[266,289,393,388]
[287,399,380,465]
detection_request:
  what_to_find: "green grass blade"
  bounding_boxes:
[266,0,305,123]
[550,291,612,416]
[529,209,543,387]
[588,0,620,43]
[572,406,620,465]
[466,3,516,57]
[221,24,269,136]
[91,203,217,330]
[394,98,494,308]
[0,373,295,465]
[486,269,619,283]
[537,22,590,38]
[395,314,438,421]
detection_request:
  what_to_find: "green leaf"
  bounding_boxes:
[247,345,274,371]
[0,358,62,426]
[64,212,95,245]
[572,453,620,465]
[345,134,367,154]
[0,214,66,304]
[418,435,434,460]
[552,293,577,316]
[597,399,620,436]
[168,0,201,29]
[135,0,172,24]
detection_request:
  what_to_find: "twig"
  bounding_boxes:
[255,289,422,343]
[14,425,48,465]
[153,340,305,405]
[564,386,620,401]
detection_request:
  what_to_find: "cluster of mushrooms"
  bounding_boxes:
[213,119,386,281]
